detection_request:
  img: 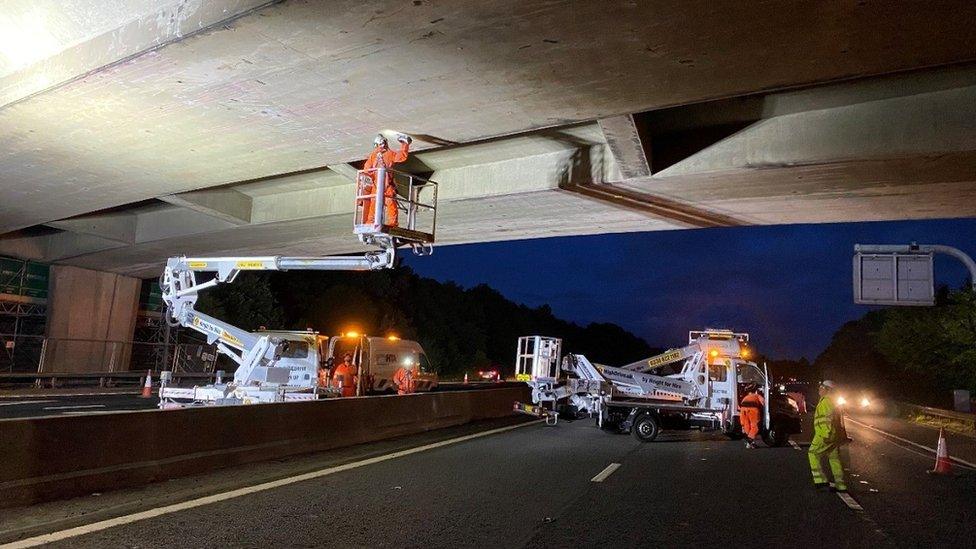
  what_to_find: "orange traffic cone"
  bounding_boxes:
[141,370,153,398]
[928,428,953,475]
[463,373,469,384]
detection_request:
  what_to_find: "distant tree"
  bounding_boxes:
[195,272,282,331]
[877,287,976,397]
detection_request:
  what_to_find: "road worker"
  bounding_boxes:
[739,384,764,448]
[360,133,411,227]
[809,380,849,492]
[317,359,331,390]
[393,360,416,395]
[332,353,357,398]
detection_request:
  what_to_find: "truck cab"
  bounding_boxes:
[254,329,329,388]
[327,333,438,393]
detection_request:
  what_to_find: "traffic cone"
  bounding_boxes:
[928,428,953,475]
[141,370,153,398]
[463,373,468,384]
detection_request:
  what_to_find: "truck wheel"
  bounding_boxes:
[631,413,660,442]
[762,426,789,447]
[724,419,743,440]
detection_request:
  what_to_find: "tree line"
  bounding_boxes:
[765,286,976,407]
[195,267,658,377]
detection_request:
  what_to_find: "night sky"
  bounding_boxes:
[403,218,976,361]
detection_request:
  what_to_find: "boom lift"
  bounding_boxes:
[158,167,437,407]
[514,329,802,444]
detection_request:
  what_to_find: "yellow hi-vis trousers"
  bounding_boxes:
[808,437,847,490]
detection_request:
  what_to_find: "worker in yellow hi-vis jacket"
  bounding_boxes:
[808,380,849,492]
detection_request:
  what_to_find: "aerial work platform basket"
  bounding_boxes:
[354,167,438,253]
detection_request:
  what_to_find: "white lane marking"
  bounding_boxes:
[837,492,864,511]
[0,393,139,399]
[0,420,542,549]
[0,400,56,407]
[60,410,139,416]
[41,405,106,411]
[789,440,801,451]
[846,417,976,469]
[590,463,621,482]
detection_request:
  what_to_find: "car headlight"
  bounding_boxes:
[860,397,871,408]
[836,395,847,406]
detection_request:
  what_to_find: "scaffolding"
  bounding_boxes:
[0,257,48,373]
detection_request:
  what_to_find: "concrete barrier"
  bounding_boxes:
[0,386,530,508]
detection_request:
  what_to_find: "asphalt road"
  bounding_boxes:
[0,393,156,419]
[0,382,513,419]
[5,405,973,548]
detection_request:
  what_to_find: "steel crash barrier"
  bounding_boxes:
[892,401,976,436]
[0,385,530,507]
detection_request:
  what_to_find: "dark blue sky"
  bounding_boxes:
[403,218,976,361]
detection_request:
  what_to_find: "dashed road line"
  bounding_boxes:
[0,400,56,407]
[0,419,542,549]
[42,405,106,411]
[837,492,863,510]
[591,463,621,482]
[789,440,801,451]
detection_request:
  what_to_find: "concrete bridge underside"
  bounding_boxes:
[1,0,975,278]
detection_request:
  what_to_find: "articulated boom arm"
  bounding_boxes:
[160,246,396,383]
[620,344,702,372]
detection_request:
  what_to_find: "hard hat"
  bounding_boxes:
[373,134,388,146]
[820,380,836,389]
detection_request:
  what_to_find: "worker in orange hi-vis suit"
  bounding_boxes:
[361,133,411,226]
[317,361,330,390]
[332,353,357,398]
[393,361,416,395]
[739,386,765,448]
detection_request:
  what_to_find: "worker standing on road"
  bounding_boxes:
[332,353,357,398]
[360,133,411,226]
[393,360,416,395]
[808,380,849,492]
[740,385,765,448]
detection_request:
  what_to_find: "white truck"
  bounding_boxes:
[158,164,438,407]
[514,329,802,445]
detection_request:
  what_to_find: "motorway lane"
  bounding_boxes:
[841,411,976,547]
[37,418,884,549]
[0,394,155,419]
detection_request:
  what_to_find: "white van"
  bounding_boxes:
[327,333,438,393]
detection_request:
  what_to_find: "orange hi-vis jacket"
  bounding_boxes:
[393,366,415,395]
[362,142,410,225]
[332,363,357,397]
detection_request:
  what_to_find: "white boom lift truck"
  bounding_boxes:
[514,329,802,444]
[158,164,437,407]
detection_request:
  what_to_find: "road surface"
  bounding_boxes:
[2,405,973,548]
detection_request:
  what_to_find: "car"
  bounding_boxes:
[477,368,501,382]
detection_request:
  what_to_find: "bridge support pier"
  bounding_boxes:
[44,265,140,373]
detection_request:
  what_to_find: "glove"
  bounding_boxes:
[397,133,412,144]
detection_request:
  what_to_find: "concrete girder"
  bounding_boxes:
[159,187,253,225]
[326,164,361,181]
[45,212,138,244]
[598,115,651,179]
[655,84,976,177]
